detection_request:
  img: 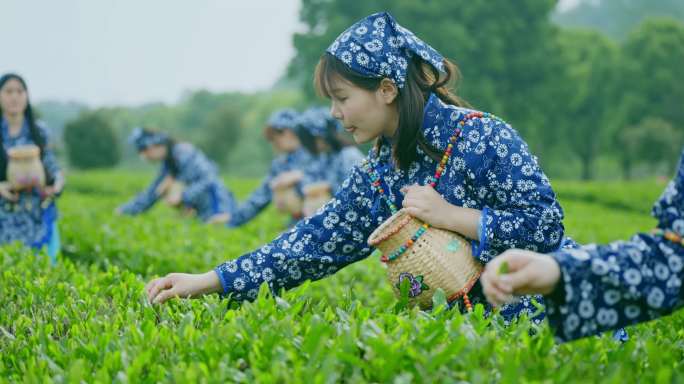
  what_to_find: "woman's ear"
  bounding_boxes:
[378,78,399,104]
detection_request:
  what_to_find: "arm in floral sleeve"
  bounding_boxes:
[228,177,274,227]
[466,119,565,262]
[118,168,167,215]
[544,236,684,342]
[215,165,378,301]
[36,123,63,186]
[228,157,285,227]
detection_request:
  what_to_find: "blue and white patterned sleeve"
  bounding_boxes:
[215,165,378,301]
[175,145,218,205]
[466,118,565,263]
[545,149,684,342]
[118,168,167,215]
[36,123,62,185]
[229,177,274,227]
[545,237,684,342]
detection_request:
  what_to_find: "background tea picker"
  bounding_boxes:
[116,127,237,224]
[0,73,65,264]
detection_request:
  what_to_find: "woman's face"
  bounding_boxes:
[0,78,28,116]
[140,144,167,162]
[270,129,301,153]
[328,77,398,144]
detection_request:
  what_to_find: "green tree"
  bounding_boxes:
[618,117,682,178]
[197,103,243,167]
[547,28,620,180]
[553,0,684,40]
[620,18,684,131]
[64,111,121,169]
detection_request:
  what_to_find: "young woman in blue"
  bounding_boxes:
[227,109,313,227]
[117,128,236,224]
[145,12,568,324]
[482,149,684,342]
[0,73,64,264]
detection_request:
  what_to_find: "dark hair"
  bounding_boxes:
[314,53,469,170]
[293,125,318,155]
[0,73,52,184]
[140,127,179,176]
[322,120,346,153]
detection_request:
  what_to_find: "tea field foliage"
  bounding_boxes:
[2,171,684,383]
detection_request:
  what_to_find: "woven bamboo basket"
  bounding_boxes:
[272,184,302,215]
[6,145,45,190]
[367,208,483,309]
[302,181,332,216]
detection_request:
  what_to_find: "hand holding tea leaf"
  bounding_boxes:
[146,271,223,304]
[481,249,561,307]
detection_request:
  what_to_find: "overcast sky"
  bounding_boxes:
[1,0,578,107]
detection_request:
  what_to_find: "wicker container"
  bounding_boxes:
[367,208,483,309]
[302,181,332,216]
[6,145,45,190]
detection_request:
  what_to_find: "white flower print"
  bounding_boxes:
[233,278,246,290]
[496,144,508,158]
[603,289,621,305]
[262,268,274,282]
[511,153,523,167]
[578,300,595,318]
[225,260,238,273]
[625,305,641,319]
[654,262,670,280]
[647,287,665,308]
[241,259,253,271]
[624,268,642,286]
[364,39,383,52]
[340,51,353,64]
[596,308,618,326]
[356,52,370,66]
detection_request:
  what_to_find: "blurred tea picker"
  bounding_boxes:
[1,73,65,264]
[294,106,364,217]
[116,127,236,225]
[302,181,331,217]
[227,109,314,228]
[270,169,304,217]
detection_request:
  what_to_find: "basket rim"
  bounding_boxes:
[367,208,415,246]
[7,144,41,159]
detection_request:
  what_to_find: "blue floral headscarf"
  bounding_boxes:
[267,109,299,131]
[326,11,446,88]
[296,106,342,137]
[128,127,168,152]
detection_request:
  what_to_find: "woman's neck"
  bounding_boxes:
[3,113,24,136]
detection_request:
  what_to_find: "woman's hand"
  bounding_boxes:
[145,271,223,304]
[270,170,304,189]
[164,189,183,207]
[480,249,561,307]
[0,182,18,202]
[43,177,65,198]
[207,212,230,225]
[401,184,481,239]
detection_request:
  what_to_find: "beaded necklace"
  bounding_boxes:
[363,110,498,311]
[651,228,684,247]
